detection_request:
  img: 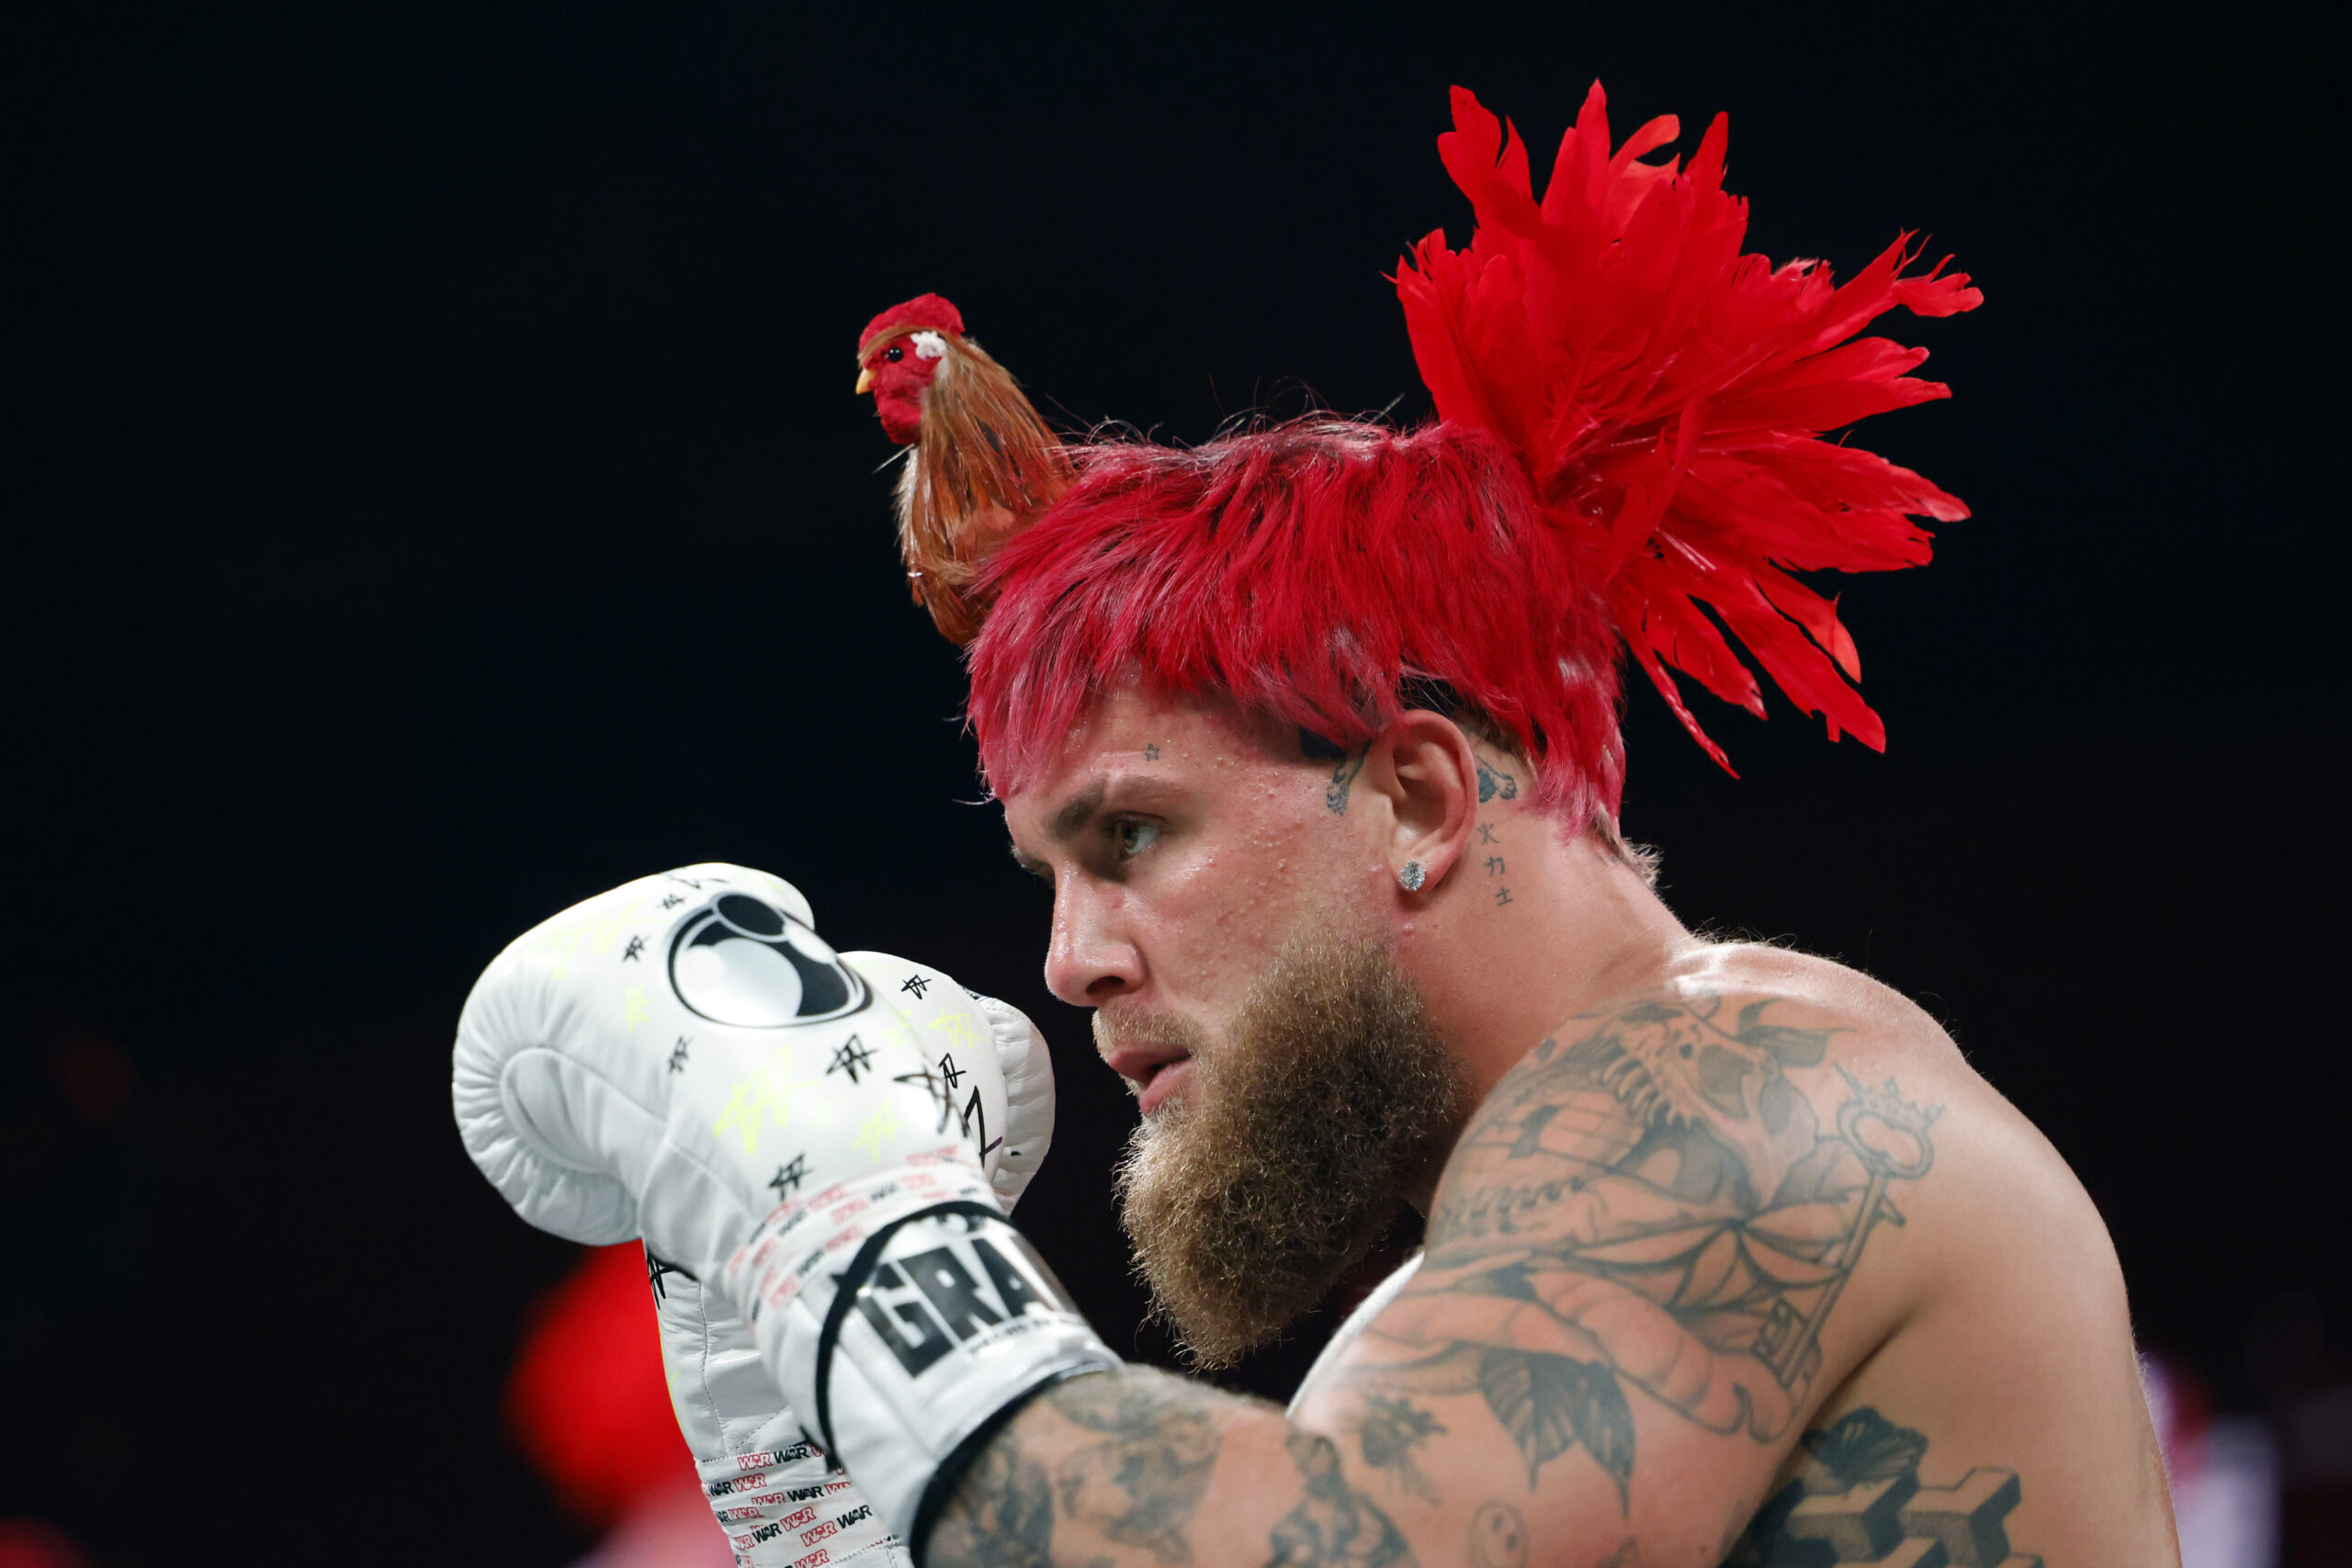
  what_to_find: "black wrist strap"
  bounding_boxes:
[811,1200,1013,1461]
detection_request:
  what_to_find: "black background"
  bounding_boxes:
[6,5,2346,1563]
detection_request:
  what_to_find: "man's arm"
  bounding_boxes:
[930,1369,1427,1568]
[931,987,1939,1567]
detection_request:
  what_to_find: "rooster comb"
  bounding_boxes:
[858,293,967,358]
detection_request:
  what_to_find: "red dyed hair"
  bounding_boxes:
[967,419,1625,823]
[965,83,1978,822]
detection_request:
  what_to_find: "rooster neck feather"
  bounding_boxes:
[897,335,1071,647]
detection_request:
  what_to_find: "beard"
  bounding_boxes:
[1102,924,1471,1369]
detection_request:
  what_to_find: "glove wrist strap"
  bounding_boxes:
[732,1169,1121,1545]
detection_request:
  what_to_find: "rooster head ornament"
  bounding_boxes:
[854,293,1069,647]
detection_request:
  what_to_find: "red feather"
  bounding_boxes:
[1397,84,1981,766]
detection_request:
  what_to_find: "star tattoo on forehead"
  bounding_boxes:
[1142,742,1161,761]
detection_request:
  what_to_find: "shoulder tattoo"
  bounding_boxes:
[1353,991,1939,1506]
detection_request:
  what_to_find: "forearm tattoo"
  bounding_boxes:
[927,1372,1229,1568]
[1265,1430,1416,1566]
[927,1371,1427,1568]
[1051,1375,1222,1563]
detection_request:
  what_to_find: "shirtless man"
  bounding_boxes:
[457,88,2177,1564]
[950,681,2173,1566]
[456,425,2176,1568]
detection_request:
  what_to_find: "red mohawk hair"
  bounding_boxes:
[964,84,1978,816]
[968,421,1624,821]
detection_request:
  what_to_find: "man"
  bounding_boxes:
[918,424,2175,1568]
[456,86,2179,1565]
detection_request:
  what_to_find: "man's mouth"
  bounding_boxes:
[1135,1057,1193,1116]
[1101,1043,1195,1116]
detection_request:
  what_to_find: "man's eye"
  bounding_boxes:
[1113,820,1160,859]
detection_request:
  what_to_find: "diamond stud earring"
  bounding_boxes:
[1399,861,1427,892]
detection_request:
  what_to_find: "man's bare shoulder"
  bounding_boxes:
[1642,942,2106,1247]
[1427,942,2089,1296]
[1334,957,1949,1459]
[1278,955,1989,1558]
[1668,941,1962,1060]
[1315,943,2168,1565]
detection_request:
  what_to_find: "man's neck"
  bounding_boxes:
[1394,820,1696,1213]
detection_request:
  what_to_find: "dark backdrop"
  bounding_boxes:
[6,5,2345,1563]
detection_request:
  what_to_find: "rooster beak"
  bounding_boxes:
[854,367,876,395]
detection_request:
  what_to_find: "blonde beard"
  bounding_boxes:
[1103,923,1470,1369]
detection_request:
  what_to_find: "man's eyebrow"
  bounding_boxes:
[1045,783,1106,844]
[1009,781,1111,878]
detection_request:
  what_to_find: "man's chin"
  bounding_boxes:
[1110,928,1469,1369]
[1119,1109,1373,1369]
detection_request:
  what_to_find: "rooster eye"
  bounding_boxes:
[885,345,904,363]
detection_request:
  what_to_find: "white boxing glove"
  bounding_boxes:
[642,987,1055,1568]
[972,991,1054,1209]
[836,956,1056,1211]
[450,863,1012,1251]
[650,1252,910,1567]
[453,865,1115,1551]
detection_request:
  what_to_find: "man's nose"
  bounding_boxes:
[1043,876,1142,1008]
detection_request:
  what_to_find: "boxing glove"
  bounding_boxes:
[643,988,1055,1566]
[969,990,1054,1210]
[651,1253,910,1567]
[454,866,1114,1547]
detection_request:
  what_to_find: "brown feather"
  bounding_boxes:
[897,335,1071,646]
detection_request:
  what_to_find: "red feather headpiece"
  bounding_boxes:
[955,83,1978,812]
[1399,83,1980,769]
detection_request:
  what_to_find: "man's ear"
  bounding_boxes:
[1361,711,1479,895]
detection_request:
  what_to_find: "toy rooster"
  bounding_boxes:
[855,294,1070,646]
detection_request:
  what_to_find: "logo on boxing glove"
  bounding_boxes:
[671,892,869,1027]
[852,1219,1066,1379]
